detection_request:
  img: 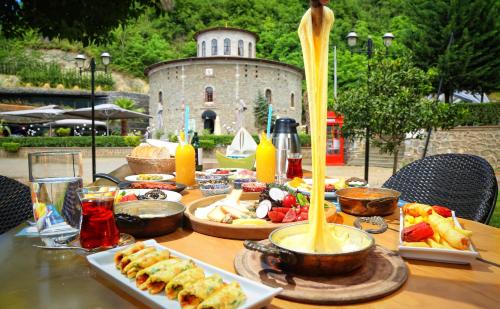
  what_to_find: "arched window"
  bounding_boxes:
[238,40,244,56]
[265,89,272,104]
[211,39,218,56]
[224,38,231,55]
[205,86,214,102]
[248,42,253,58]
[201,41,206,57]
[158,91,163,103]
[290,93,295,108]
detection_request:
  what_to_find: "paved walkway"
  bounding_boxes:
[1,157,393,187]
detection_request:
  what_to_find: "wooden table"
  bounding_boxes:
[93,164,500,308]
[1,164,498,309]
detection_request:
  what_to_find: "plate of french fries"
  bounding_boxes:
[398,203,479,264]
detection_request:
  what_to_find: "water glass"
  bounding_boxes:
[77,186,120,249]
[287,153,303,179]
[29,152,83,246]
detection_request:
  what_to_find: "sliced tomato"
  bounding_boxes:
[283,208,298,223]
[271,207,290,214]
[268,211,285,223]
[120,194,138,202]
[300,206,309,213]
[297,212,308,221]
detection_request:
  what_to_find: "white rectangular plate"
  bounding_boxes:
[87,239,282,309]
[398,209,479,264]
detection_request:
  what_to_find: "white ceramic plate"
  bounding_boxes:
[398,209,479,264]
[125,174,174,182]
[116,189,182,203]
[205,168,246,176]
[87,239,282,309]
[285,178,339,199]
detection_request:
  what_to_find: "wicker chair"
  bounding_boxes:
[0,176,33,234]
[383,154,498,224]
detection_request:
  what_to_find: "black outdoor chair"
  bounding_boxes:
[0,175,33,234]
[382,154,498,224]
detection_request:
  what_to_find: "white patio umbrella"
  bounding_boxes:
[0,105,82,136]
[45,119,107,128]
[65,103,152,136]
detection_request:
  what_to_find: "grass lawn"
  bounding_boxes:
[489,191,500,228]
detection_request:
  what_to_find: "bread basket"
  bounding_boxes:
[126,155,176,174]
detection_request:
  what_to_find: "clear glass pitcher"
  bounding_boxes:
[28,151,83,246]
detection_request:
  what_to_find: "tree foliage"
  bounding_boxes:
[401,0,500,99]
[253,91,274,131]
[335,56,458,173]
[0,0,166,45]
[114,98,144,136]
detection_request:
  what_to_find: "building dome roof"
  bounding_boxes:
[194,27,259,42]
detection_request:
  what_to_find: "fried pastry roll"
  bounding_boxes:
[166,267,205,299]
[146,260,196,294]
[114,242,145,269]
[119,247,155,272]
[197,282,246,309]
[136,258,181,290]
[123,250,170,278]
[178,274,224,309]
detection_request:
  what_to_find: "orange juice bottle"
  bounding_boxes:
[256,132,276,184]
[175,143,195,186]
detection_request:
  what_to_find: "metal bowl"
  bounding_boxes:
[114,200,185,238]
[244,222,374,276]
[336,187,401,216]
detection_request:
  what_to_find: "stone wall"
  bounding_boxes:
[147,57,303,134]
[404,126,500,169]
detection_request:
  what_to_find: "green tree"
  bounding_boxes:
[253,91,274,131]
[401,0,500,101]
[113,98,145,136]
[0,0,166,45]
[335,56,457,174]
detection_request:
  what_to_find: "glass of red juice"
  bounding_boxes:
[287,153,303,179]
[77,186,120,249]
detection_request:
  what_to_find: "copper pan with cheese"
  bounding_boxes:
[244,223,374,276]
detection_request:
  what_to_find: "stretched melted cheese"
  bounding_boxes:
[298,6,341,253]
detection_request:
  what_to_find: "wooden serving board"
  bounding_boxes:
[184,193,285,240]
[234,241,408,304]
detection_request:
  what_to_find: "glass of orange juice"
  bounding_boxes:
[256,132,276,184]
[175,143,195,186]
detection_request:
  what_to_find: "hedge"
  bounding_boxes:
[0,136,140,147]
[2,142,20,152]
[455,102,500,126]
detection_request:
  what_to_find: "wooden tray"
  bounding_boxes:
[234,241,408,304]
[184,193,284,240]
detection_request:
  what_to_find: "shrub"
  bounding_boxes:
[55,127,71,137]
[298,134,311,147]
[2,142,20,152]
[454,102,500,126]
[124,136,141,147]
[199,139,215,150]
[0,136,137,147]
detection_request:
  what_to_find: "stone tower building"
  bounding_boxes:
[145,27,303,134]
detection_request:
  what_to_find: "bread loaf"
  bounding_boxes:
[130,144,170,159]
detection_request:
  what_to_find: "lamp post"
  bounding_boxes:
[74,52,111,181]
[345,31,394,182]
[75,54,86,77]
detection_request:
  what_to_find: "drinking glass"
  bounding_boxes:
[287,153,303,179]
[77,186,120,249]
[29,151,83,246]
[276,149,288,185]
